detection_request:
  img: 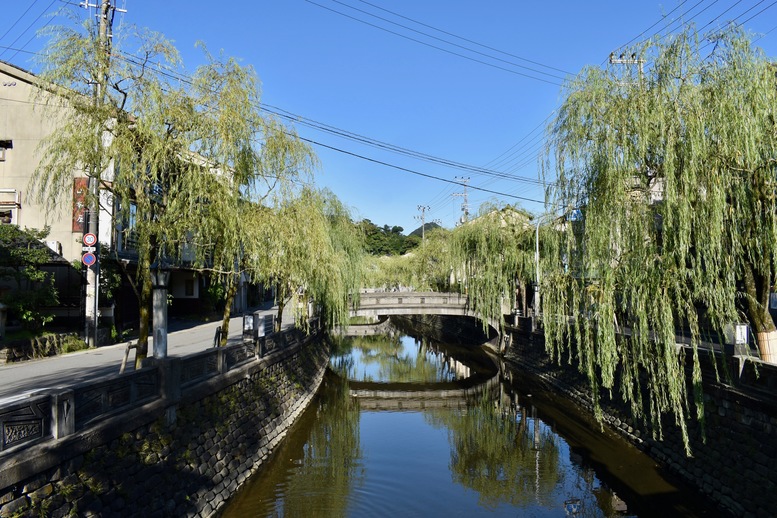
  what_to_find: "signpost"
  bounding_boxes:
[82,252,97,267]
[82,233,98,267]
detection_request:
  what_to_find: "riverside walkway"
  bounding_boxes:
[0,304,293,402]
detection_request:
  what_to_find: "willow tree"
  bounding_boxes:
[448,204,536,329]
[165,49,317,345]
[30,9,186,363]
[251,187,364,332]
[542,27,777,450]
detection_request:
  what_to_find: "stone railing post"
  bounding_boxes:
[158,358,182,403]
[51,389,75,440]
[217,348,228,374]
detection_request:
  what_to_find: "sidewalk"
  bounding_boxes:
[0,304,296,402]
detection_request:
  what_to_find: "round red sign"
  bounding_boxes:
[83,233,97,246]
[82,252,97,266]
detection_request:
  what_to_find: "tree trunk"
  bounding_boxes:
[134,274,152,369]
[742,261,777,363]
[220,275,239,347]
[275,296,285,333]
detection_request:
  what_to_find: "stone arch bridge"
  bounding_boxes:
[347,291,507,352]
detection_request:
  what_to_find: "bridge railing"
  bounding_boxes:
[0,318,320,458]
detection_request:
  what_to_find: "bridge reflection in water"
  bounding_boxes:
[223,329,719,518]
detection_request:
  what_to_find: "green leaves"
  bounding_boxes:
[544,26,777,452]
[0,225,58,329]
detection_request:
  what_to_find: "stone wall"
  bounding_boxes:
[0,335,330,518]
[0,333,93,364]
[506,320,777,518]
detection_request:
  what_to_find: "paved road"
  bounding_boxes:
[0,304,296,402]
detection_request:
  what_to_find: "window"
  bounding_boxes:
[0,189,20,225]
[0,209,13,224]
[0,140,11,162]
[185,279,195,297]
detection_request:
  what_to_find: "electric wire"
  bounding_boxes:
[325,0,567,80]
[108,49,549,188]
[0,0,58,61]
[0,0,43,44]
[295,135,545,204]
[304,0,564,86]
[354,0,573,76]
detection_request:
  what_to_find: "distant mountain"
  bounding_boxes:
[409,222,442,238]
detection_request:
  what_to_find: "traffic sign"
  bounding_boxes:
[82,252,97,266]
[83,233,97,246]
[81,246,96,253]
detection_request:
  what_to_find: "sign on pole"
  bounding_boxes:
[83,233,97,246]
[82,252,97,267]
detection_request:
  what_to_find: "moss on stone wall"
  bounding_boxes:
[0,337,331,518]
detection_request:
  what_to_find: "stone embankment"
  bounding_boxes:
[0,332,330,517]
[506,317,777,518]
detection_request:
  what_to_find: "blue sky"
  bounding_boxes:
[2,1,777,233]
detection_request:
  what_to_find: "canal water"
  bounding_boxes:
[222,331,718,517]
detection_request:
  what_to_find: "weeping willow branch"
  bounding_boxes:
[542,26,777,454]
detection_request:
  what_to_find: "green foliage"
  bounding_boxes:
[447,206,535,328]
[30,9,324,351]
[0,225,58,329]
[360,206,537,330]
[61,334,88,354]
[543,26,777,452]
[251,187,365,330]
[358,219,419,256]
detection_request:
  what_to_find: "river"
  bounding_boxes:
[221,330,718,517]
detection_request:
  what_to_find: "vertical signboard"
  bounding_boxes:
[72,178,88,233]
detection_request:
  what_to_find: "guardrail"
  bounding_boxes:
[0,318,320,457]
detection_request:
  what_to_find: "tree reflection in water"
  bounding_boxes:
[332,334,461,383]
[225,332,712,517]
[426,394,563,509]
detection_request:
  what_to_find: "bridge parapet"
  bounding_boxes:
[351,291,471,318]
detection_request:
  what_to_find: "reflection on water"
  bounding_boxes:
[332,334,479,383]
[223,332,716,517]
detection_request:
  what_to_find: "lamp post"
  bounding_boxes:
[533,212,558,330]
[151,259,171,359]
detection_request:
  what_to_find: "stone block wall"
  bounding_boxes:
[0,336,330,518]
[0,333,91,364]
[506,322,776,518]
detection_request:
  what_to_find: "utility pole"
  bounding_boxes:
[452,176,470,226]
[415,205,430,243]
[82,0,123,347]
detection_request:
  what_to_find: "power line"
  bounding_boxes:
[304,0,564,86]
[106,49,549,188]
[739,0,777,25]
[295,135,544,204]
[0,0,58,61]
[354,0,574,76]
[326,0,568,80]
[0,0,43,44]
[609,0,691,56]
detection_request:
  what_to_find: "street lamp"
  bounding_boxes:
[534,214,551,329]
[533,211,563,329]
[151,259,172,359]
